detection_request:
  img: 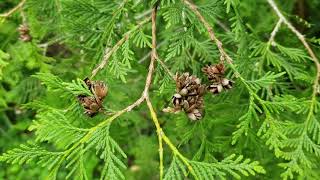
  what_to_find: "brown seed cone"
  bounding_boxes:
[170,73,206,121]
[18,24,29,33]
[84,77,92,88]
[202,64,234,95]
[18,24,32,42]
[187,109,203,121]
[20,34,32,42]
[78,78,108,117]
[172,93,183,110]
[202,63,225,82]
[92,81,108,102]
[208,84,223,94]
[221,78,233,89]
[77,95,100,117]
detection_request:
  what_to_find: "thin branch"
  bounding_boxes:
[92,10,158,113]
[0,0,26,18]
[266,1,320,170]
[146,6,165,179]
[215,18,230,32]
[65,7,160,155]
[90,17,151,78]
[268,19,282,46]
[137,41,175,80]
[138,40,166,63]
[267,0,320,98]
[134,9,153,20]
[146,97,200,179]
[91,3,192,179]
[157,57,175,80]
[82,3,166,179]
[146,97,164,180]
[79,2,205,179]
[182,0,246,82]
[183,0,233,64]
[145,6,198,178]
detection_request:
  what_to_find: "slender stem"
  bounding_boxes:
[182,1,242,79]
[146,5,165,179]
[0,0,26,18]
[145,6,198,172]
[267,0,320,125]
[54,6,161,176]
[91,17,151,78]
[52,2,205,180]
[146,97,164,180]
[157,57,175,80]
[138,40,166,63]
[183,0,233,64]
[267,0,320,97]
[215,18,230,32]
[268,19,282,46]
[161,132,198,179]
[146,97,198,179]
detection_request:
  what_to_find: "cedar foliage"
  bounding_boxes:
[0,0,320,179]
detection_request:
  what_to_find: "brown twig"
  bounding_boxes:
[90,17,151,79]
[137,40,175,80]
[91,36,128,79]
[183,0,233,65]
[267,0,320,97]
[0,0,26,18]
[93,7,158,113]
[94,4,165,178]
[138,40,166,63]
[90,2,211,179]
[146,5,198,179]
[147,5,165,179]
[92,3,194,179]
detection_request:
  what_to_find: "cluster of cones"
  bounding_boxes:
[202,63,233,94]
[171,73,206,121]
[77,64,232,120]
[77,78,108,117]
[165,63,233,121]
[18,24,32,42]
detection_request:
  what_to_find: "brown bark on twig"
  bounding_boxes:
[0,0,26,18]
[267,0,320,96]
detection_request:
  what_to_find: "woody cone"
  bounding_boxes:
[171,73,206,121]
[202,63,233,94]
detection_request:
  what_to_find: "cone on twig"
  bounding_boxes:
[202,63,233,94]
[164,73,206,121]
[77,78,108,117]
[18,24,32,42]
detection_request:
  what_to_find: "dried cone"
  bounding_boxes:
[202,63,225,82]
[202,64,233,94]
[172,93,183,111]
[208,83,223,94]
[77,78,108,117]
[170,73,206,121]
[78,95,100,117]
[18,24,32,42]
[221,78,233,89]
[92,81,108,103]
